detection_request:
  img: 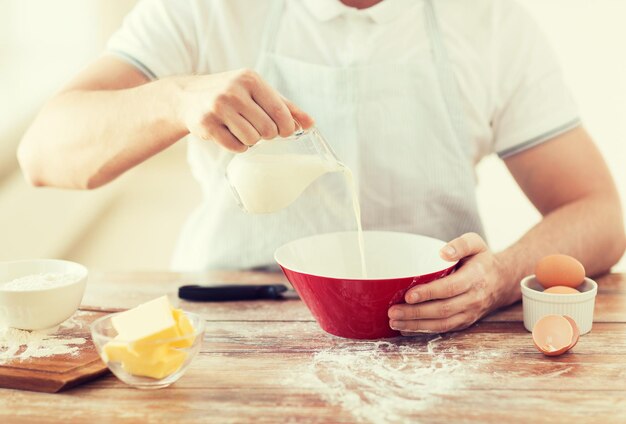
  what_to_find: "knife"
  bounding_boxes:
[178,284,299,302]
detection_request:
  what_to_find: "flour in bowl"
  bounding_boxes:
[1,273,80,291]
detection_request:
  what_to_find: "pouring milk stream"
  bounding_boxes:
[226,127,367,277]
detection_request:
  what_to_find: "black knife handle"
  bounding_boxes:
[178,284,288,302]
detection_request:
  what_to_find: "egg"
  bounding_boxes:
[532,314,579,356]
[535,254,585,288]
[543,286,580,294]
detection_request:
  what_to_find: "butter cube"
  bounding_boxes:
[132,348,186,379]
[102,340,134,363]
[103,339,166,363]
[170,308,196,348]
[103,297,196,380]
[111,296,178,346]
[103,341,187,380]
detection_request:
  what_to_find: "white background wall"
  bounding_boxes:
[1,0,624,271]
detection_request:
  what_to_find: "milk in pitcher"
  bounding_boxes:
[226,132,367,277]
[227,153,342,214]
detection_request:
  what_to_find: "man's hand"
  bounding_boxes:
[388,233,512,334]
[176,69,314,153]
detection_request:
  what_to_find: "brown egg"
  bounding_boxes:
[563,316,580,351]
[535,254,585,288]
[543,286,580,294]
[532,315,575,356]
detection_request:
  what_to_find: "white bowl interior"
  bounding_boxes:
[275,231,454,280]
[0,259,88,330]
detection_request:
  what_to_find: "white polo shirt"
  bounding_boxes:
[107,0,579,164]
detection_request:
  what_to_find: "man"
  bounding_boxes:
[18,0,625,334]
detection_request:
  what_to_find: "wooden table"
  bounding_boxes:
[2,271,626,423]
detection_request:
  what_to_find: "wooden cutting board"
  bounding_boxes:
[0,308,112,393]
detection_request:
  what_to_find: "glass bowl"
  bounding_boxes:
[90,310,205,389]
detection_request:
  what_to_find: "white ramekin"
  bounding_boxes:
[520,275,597,335]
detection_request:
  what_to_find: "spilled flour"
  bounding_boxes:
[283,334,507,423]
[0,311,89,364]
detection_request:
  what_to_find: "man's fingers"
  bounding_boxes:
[389,291,475,320]
[440,232,487,261]
[239,98,279,140]
[209,124,248,153]
[390,312,472,334]
[223,111,261,146]
[250,81,295,137]
[404,262,486,303]
[282,97,315,130]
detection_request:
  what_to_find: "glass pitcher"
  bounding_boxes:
[225,125,344,214]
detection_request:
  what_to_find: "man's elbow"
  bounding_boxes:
[17,137,49,188]
[17,136,95,190]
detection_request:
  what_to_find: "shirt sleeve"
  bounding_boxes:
[491,1,580,159]
[105,0,200,80]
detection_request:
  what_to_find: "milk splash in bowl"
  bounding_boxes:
[225,127,367,277]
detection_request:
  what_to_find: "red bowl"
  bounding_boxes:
[274,231,457,339]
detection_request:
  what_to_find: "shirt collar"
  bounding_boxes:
[302,0,413,25]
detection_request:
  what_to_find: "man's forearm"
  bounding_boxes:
[18,77,187,189]
[495,192,626,306]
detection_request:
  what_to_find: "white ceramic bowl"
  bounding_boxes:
[520,275,597,335]
[0,259,88,330]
